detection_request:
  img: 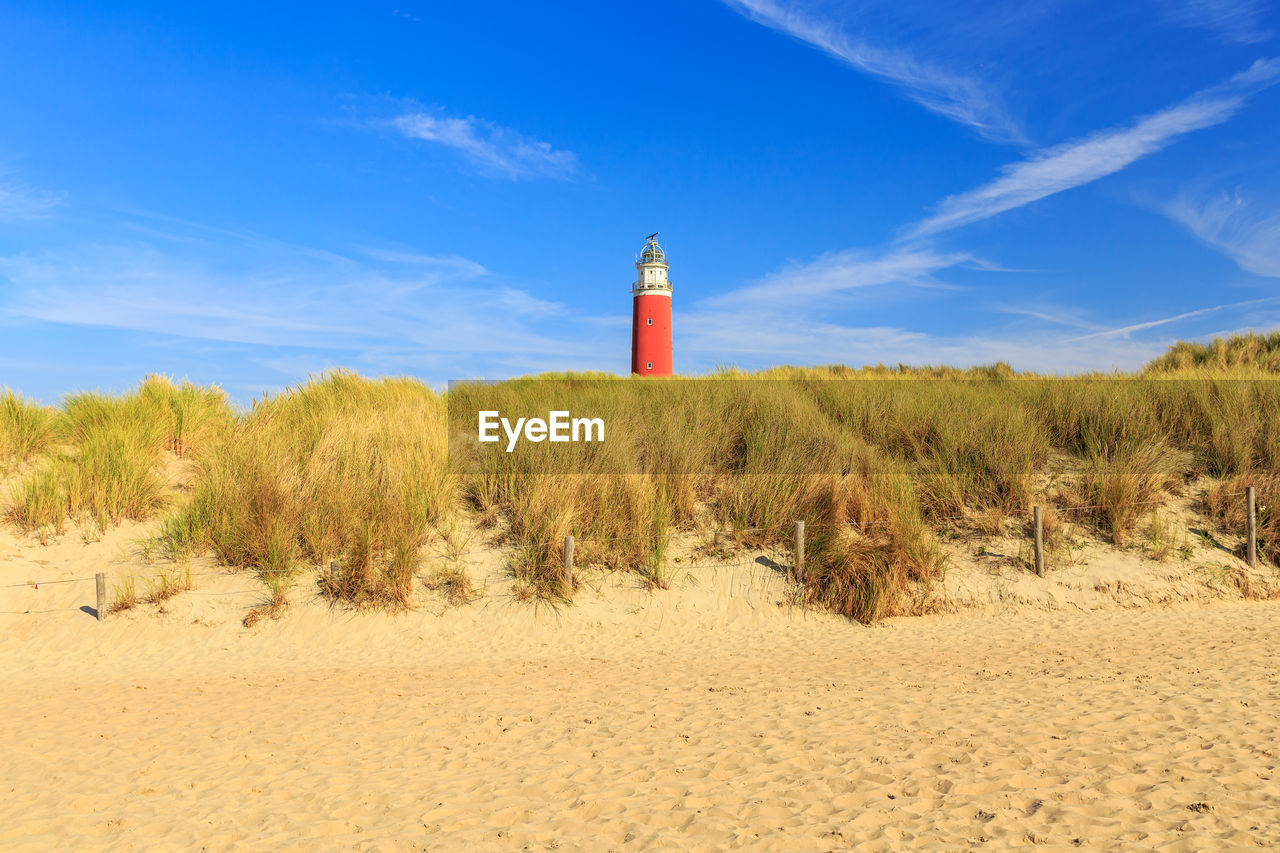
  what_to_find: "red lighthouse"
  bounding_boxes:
[631,232,673,376]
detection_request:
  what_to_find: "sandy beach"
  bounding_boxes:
[3,520,1278,852]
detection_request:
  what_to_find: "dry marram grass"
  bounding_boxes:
[3,336,1278,623]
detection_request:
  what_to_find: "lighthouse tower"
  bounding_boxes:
[631,233,673,376]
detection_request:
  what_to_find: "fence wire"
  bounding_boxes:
[0,490,1261,611]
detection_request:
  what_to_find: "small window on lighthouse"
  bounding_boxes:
[647,362,653,370]
[647,318,653,325]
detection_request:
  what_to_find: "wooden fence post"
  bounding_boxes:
[95,572,106,621]
[563,535,575,590]
[794,520,805,584]
[1246,486,1257,569]
[1033,506,1045,578]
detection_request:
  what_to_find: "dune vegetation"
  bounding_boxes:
[2,335,1278,622]
[161,372,454,610]
[2,377,230,538]
[1145,331,1280,375]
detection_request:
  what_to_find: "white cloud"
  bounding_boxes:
[905,58,1280,239]
[675,306,1169,373]
[1164,0,1272,45]
[645,44,1280,376]
[392,110,578,180]
[701,246,971,309]
[0,237,614,382]
[359,248,489,275]
[1065,296,1280,341]
[6,228,1272,386]
[678,244,1071,370]
[721,0,1023,144]
[678,294,1280,374]
[676,236,1280,373]
[991,304,1103,331]
[0,180,62,221]
[1165,187,1280,277]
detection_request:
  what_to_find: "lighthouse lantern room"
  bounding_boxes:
[630,232,673,376]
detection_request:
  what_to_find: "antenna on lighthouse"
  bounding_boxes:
[646,231,659,242]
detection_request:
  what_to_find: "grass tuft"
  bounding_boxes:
[108,576,138,614]
[424,566,479,607]
[144,566,193,604]
[1078,441,1189,546]
[0,391,56,467]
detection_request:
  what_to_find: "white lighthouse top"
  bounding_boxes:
[634,232,673,296]
[639,233,667,266]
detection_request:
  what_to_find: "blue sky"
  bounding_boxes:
[1,0,1279,402]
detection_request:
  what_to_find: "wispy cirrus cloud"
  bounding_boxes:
[676,305,1196,374]
[1065,295,1280,341]
[721,0,1023,144]
[701,246,972,309]
[0,227,617,389]
[391,110,578,180]
[0,179,62,221]
[903,58,1280,239]
[991,304,1103,332]
[1163,0,1272,45]
[1165,187,1280,277]
[681,282,1280,373]
[672,35,1280,373]
[358,248,489,275]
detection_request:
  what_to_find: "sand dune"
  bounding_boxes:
[3,519,1279,851]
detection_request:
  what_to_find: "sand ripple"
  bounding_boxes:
[3,595,1278,851]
